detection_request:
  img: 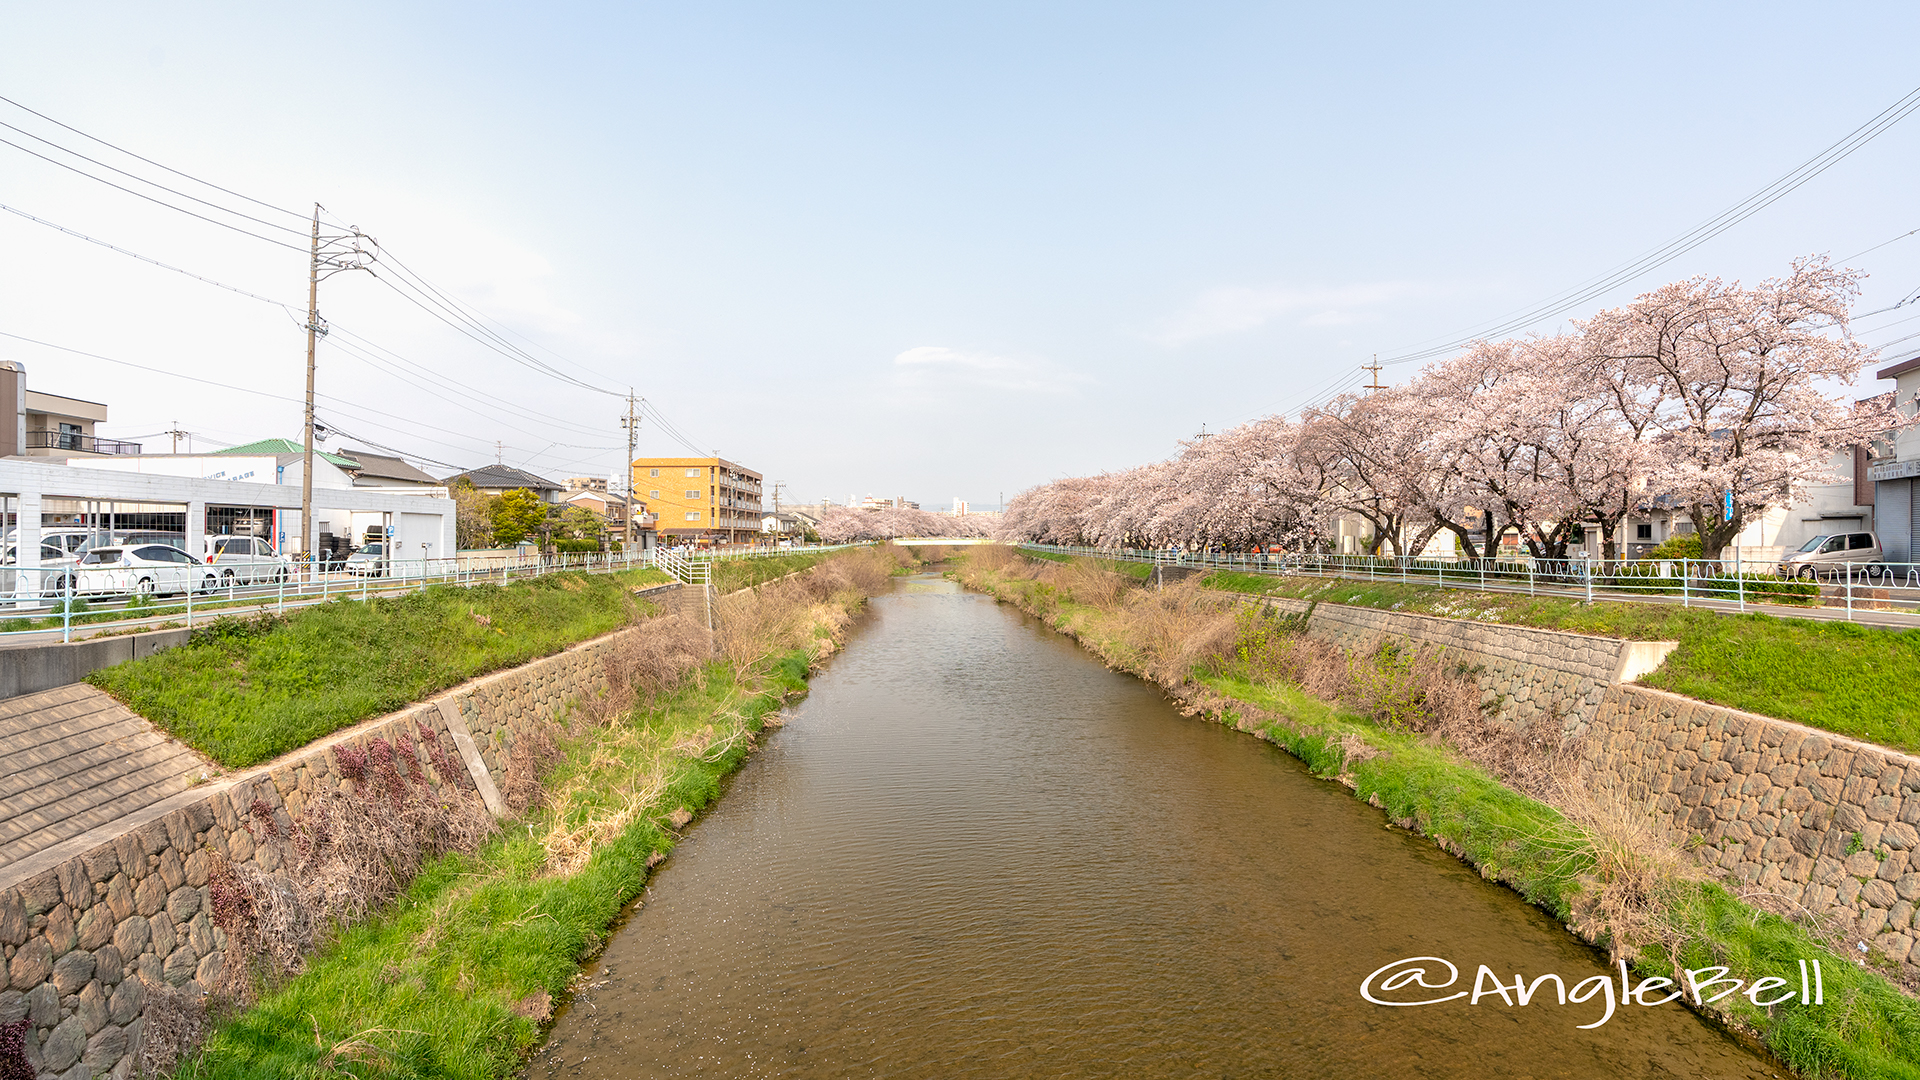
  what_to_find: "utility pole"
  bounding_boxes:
[495,441,504,465]
[297,205,375,578]
[166,421,187,454]
[1363,353,1385,393]
[620,390,641,555]
[301,207,320,578]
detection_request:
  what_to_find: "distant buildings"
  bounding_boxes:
[633,456,763,543]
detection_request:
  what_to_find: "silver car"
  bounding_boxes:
[1778,532,1883,581]
[203,535,293,586]
[343,542,389,577]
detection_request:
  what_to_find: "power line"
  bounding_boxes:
[1838,226,1920,263]
[0,135,306,252]
[0,198,682,450]
[369,246,619,394]
[0,116,308,238]
[0,93,306,221]
[1375,82,1920,369]
[0,201,298,308]
[0,327,591,472]
[329,330,616,436]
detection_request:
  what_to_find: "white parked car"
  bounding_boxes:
[202,535,292,585]
[0,542,78,594]
[75,545,216,598]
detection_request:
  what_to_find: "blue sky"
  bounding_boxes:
[6,3,1920,508]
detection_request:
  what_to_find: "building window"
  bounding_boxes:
[685,468,700,477]
[649,490,659,498]
[685,511,700,521]
[1636,523,1653,540]
[685,489,700,499]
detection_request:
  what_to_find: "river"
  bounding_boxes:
[532,572,1778,1078]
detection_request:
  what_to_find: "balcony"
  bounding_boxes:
[27,430,142,456]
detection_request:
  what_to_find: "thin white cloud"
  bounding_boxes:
[1148,282,1425,345]
[890,346,1089,394]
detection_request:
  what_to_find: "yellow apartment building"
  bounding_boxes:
[631,456,763,543]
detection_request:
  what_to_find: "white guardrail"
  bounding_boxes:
[1017,543,1920,625]
[0,542,868,645]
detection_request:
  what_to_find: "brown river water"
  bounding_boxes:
[532,573,1781,1079]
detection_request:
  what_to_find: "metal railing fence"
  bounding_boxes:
[0,541,866,646]
[1014,543,1920,624]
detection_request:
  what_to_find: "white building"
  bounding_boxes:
[1871,355,1920,564]
[1,457,453,595]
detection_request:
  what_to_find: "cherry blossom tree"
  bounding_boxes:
[997,257,1910,563]
[1583,256,1901,559]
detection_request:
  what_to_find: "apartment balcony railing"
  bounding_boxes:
[27,430,142,455]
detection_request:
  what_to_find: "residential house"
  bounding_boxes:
[0,361,141,459]
[561,484,649,546]
[343,448,443,491]
[443,464,564,503]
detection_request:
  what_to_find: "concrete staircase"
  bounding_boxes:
[0,683,212,873]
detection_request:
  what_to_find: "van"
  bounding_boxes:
[1777,532,1882,581]
[202,535,293,585]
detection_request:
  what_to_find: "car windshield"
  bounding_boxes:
[360,543,383,555]
[79,548,123,565]
[1796,535,1831,553]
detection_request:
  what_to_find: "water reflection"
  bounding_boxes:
[534,574,1776,1078]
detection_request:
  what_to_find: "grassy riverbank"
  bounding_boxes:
[173,546,914,1079]
[954,548,1920,1080]
[1203,570,1920,753]
[710,548,841,592]
[86,568,670,768]
[184,654,807,1080]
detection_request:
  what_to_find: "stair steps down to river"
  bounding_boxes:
[0,683,211,874]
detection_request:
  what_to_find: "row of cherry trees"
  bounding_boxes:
[818,505,997,543]
[1000,257,1907,561]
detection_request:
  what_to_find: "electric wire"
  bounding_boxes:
[0,117,308,238]
[1,98,710,465]
[0,93,306,220]
[0,136,307,252]
[0,198,653,449]
[0,327,610,474]
[0,201,298,308]
[1374,82,1920,370]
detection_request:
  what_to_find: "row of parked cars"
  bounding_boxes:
[0,531,395,597]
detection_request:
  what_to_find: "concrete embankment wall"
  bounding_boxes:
[0,629,192,703]
[1238,591,1920,977]
[0,582,688,1080]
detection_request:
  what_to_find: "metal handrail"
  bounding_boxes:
[1013,543,1920,625]
[0,542,865,645]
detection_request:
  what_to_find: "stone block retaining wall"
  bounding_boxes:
[1228,590,1920,980]
[1228,594,1654,732]
[1585,685,1920,980]
[0,608,671,1079]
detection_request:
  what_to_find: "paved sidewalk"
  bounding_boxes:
[0,682,213,872]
